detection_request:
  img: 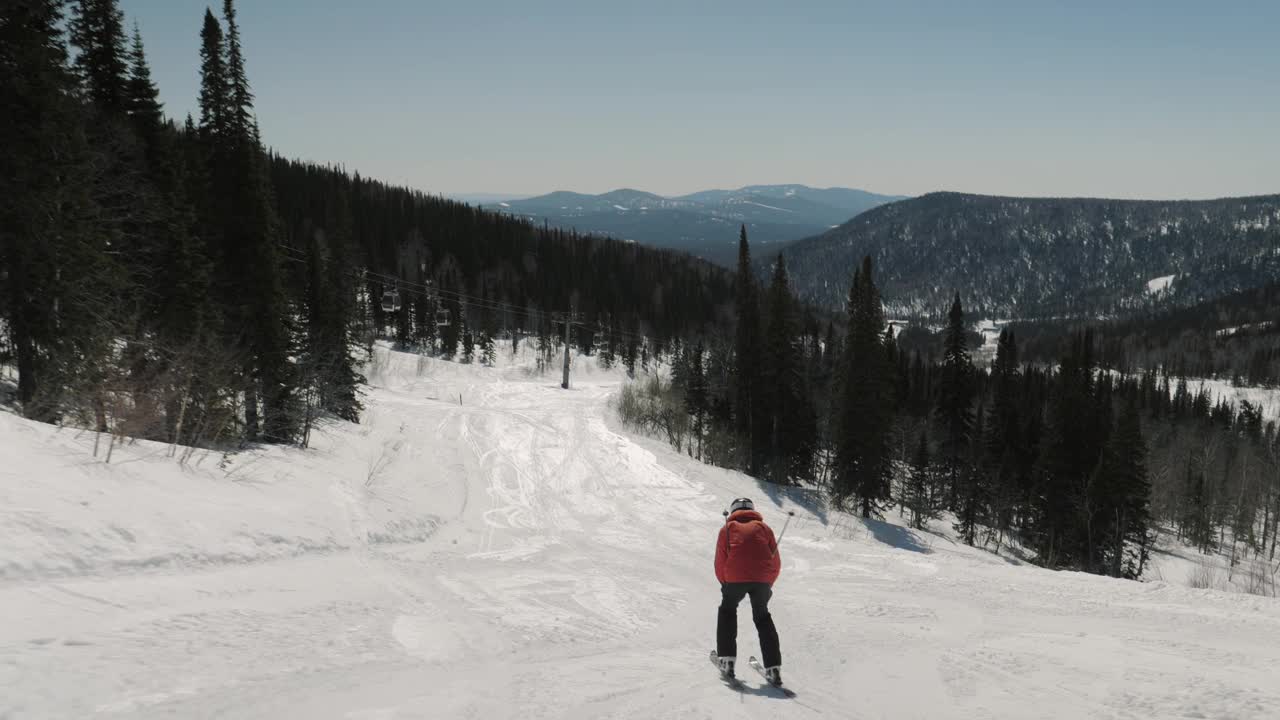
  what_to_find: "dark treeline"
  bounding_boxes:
[269,157,732,360]
[629,233,1280,582]
[1,0,734,451]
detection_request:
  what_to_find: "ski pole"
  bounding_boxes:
[773,510,796,556]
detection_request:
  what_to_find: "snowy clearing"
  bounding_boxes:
[2,346,1278,719]
[1171,377,1280,423]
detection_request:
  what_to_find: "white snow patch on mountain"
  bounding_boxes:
[1217,321,1275,337]
[1146,274,1175,294]
[3,345,1278,719]
[741,200,795,213]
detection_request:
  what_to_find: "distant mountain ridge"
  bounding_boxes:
[783,191,1280,320]
[483,184,906,267]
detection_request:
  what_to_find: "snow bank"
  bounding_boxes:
[0,385,444,582]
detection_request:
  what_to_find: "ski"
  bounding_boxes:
[748,656,795,697]
[709,650,743,690]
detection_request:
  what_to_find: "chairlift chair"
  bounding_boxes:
[435,308,451,327]
[381,288,402,313]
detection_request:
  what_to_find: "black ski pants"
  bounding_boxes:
[716,582,781,668]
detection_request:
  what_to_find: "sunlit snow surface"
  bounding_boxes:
[2,345,1278,719]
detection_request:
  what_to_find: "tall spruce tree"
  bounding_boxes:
[221,0,253,140]
[834,256,894,517]
[733,225,763,473]
[985,328,1024,536]
[937,294,976,501]
[2,0,73,419]
[904,431,937,530]
[123,23,162,142]
[197,10,228,142]
[1095,402,1153,578]
[1032,330,1104,568]
[2,0,121,423]
[302,194,363,424]
[761,254,815,484]
[69,0,128,114]
[197,1,296,443]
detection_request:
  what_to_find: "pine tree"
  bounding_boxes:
[904,431,937,530]
[302,193,362,425]
[834,256,894,517]
[221,0,253,140]
[761,254,814,484]
[936,293,976,514]
[69,0,129,114]
[1181,449,1217,553]
[197,9,229,142]
[733,225,763,473]
[985,328,1024,537]
[986,329,1020,459]
[123,23,162,142]
[1095,402,1153,578]
[2,0,121,423]
[197,0,296,443]
[1032,330,1103,568]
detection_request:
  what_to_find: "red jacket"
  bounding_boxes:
[715,509,781,585]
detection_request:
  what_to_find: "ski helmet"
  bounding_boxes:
[728,497,754,513]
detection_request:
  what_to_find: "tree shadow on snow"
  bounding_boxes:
[857,516,933,554]
[750,479,829,526]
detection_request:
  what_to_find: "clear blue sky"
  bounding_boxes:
[120,0,1279,199]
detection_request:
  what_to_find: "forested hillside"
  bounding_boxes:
[0,1,734,450]
[784,191,1280,318]
[1011,280,1280,385]
[622,233,1280,582]
[269,158,734,358]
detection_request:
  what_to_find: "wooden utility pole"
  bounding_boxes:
[555,309,583,389]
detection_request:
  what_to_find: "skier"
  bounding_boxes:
[714,497,782,685]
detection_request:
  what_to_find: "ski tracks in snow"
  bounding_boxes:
[7,348,1280,719]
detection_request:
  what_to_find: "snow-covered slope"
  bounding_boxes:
[3,347,1278,719]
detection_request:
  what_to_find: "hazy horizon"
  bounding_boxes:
[121,0,1280,200]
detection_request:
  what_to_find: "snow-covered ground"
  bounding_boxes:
[1146,532,1279,598]
[3,346,1279,719]
[1185,377,1280,422]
